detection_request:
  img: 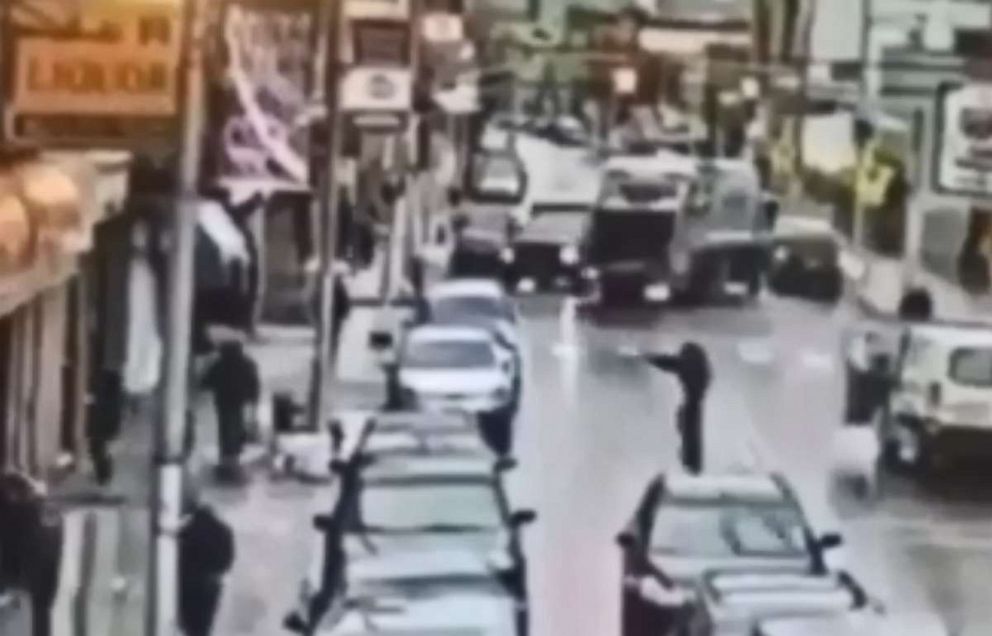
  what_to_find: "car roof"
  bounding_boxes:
[428,279,506,300]
[406,325,495,344]
[908,322,992,348]
[662,472,789,504]
[758,612,948,636]
[604,151,697,179]
[362,455,497,482]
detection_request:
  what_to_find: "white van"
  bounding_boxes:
[882,322,992,472]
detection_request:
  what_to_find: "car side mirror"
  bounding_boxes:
[511,509,537,526]
[495,456,518,472]
[818,532,843,550]
[616,531,636,549]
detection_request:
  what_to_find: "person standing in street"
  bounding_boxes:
[201,340,261,482]
[178,491,235,636]
[624,342,712,474]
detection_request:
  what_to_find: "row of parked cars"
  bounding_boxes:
[285,263,533,633]
[284,411,535,635]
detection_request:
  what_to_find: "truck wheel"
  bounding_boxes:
[747,270,762,299]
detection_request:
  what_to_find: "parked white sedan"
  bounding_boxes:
[397,325,515,416]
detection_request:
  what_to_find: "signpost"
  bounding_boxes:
[935,81,992,198]
[4,0,185,146]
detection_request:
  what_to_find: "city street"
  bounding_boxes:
[509,291,992,636]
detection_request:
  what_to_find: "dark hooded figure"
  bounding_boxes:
[329,274,352,363]
[0,472,63,636]
[202,341,261,477]
[178,499,235,636]
[642,342,712,474]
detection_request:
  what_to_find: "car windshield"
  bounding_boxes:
[649,501,807,558]
[403,340,495,369]
[431,296,513,324]
[474,156,520,184]
[361,482,503,530]
[950,347,992,386]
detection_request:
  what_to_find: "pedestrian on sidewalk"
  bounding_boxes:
[0,472,63,636]
[624,342,711,474]
[178,488,235,636]
[201,340,261,482]
[329,269,352,363]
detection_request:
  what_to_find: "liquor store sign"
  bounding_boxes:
[4,0,185,147]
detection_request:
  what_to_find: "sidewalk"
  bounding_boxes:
[50,251,390,635]
[781,193,992,324]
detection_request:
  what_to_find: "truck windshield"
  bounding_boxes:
[950,347,992,386]
[589,211,675,263]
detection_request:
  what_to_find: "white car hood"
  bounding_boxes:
[400,368,507,394]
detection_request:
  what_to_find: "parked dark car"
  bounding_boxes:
[503,201,591,294]
[768,220,843,303]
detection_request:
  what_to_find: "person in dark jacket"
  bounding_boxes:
[636,342,712,474]
[329,274,352,363]
[86,370,124,484]
[178,499,235,636]
[0,472,63,636]
[202,341,261,480]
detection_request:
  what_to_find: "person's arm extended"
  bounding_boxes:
[643,353,680,373]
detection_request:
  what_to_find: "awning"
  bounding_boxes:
[0,192,31,275]
[197,200,249,264]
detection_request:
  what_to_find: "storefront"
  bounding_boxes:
[0,152,130,480]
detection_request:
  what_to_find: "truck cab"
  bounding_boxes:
[582,152,696,306]
[679,159,770,302]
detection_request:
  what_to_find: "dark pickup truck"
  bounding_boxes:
[503,202,591,294]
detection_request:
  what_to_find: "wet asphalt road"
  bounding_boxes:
[509,289,992,636]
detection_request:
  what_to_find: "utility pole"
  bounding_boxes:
[148,0,206,633]
[308,0,346,430]
[852,0,873,251]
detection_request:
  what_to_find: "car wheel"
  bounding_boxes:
[817,269,843,303]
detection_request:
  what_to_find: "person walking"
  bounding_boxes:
[178,493,235,636]
[329,271,352,364]
[201,340,261,482]
[626,342,712,474]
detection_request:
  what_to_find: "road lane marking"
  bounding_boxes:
[737,339,775,365]
[799,350,835,373]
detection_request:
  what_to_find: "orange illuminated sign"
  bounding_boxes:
[5,0,185,147]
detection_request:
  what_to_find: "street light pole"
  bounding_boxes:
[308,0,345,431]
[148,0,206,633]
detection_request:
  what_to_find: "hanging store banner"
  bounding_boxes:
[935,81,992,198]
[206,0,318,192]
[4,0,186,147]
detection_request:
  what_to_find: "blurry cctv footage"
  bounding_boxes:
[4,1,992,635]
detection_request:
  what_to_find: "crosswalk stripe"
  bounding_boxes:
[799,350,835,372]
[737,339,775,365]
